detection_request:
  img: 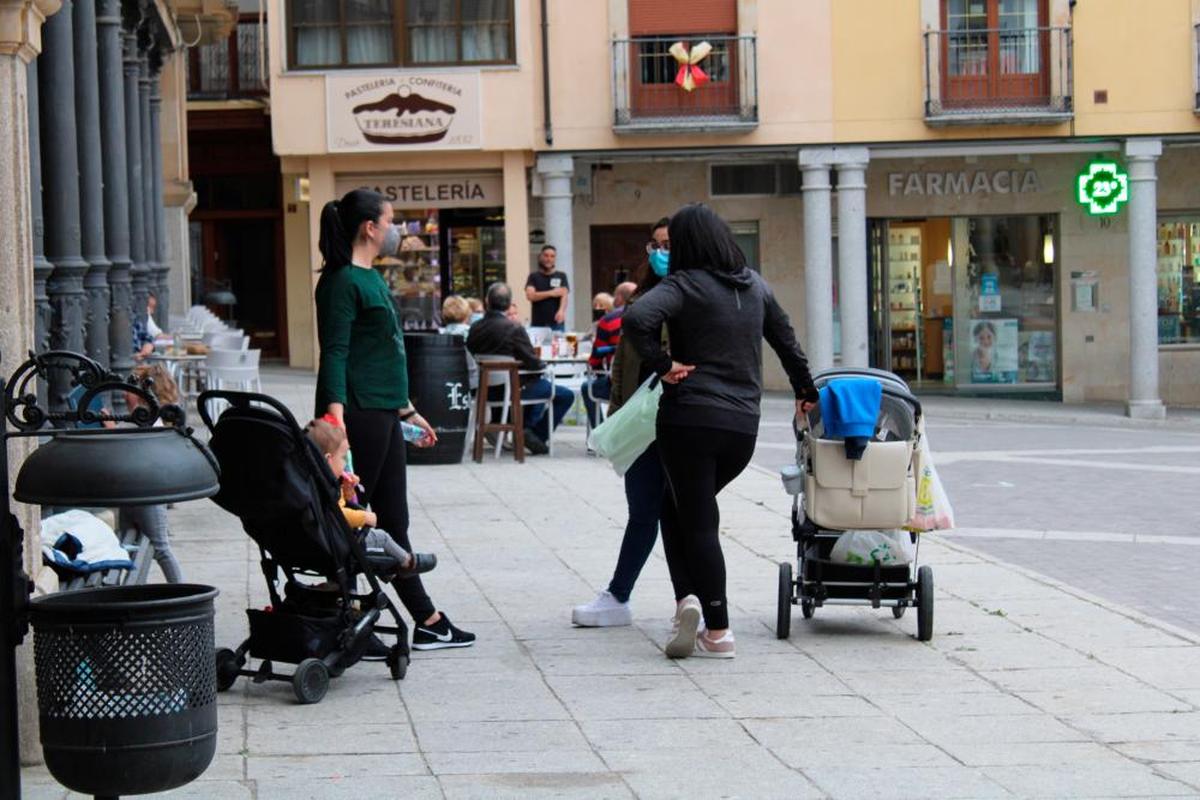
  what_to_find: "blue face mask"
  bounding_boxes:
[469,312,484,324]
[649,249,670,277]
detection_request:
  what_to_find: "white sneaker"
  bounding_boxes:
[572,591,633,627]
[665,596,702,658]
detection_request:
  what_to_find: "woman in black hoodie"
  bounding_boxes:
[624,204,819,659]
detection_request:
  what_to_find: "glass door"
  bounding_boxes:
[887,225,923,381]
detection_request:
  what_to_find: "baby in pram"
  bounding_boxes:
[305,418,437,578]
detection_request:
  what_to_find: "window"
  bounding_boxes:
[288,0,514,69]
[710,164,776,196]
[1156,219,1200,344]
[730,221,759,272]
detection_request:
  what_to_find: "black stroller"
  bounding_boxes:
[199,390,411,704]
[776,367,934,642]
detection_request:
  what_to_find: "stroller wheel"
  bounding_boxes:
[916,566,934,642]
[801,597,815,620]
[292,658,330,704]
[892,605,907,619]
[776,562,793,640]
[387,645,408,680]
[215,647,241,692]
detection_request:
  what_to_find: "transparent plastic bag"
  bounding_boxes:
[586,376,662,476]
[908,422,955,531]
[830,529,915,566]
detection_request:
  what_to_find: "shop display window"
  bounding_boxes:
[1155,219,1200,344]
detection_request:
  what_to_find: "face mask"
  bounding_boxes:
[592,308,606,322]
[379,224,401,257]
[469,312,484,324]
[649,249,670,277]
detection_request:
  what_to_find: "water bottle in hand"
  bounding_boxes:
[401,421,427,443]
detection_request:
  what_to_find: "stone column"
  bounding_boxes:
[0,0,63,774]
[39,0,89,409]
[73,0,110,366]
[149,62,169,321]
[139,54,158,320]
[535,153,575,329]
[799,148,834,374]
[835,147,870,368]
[124,27,148,328]
[98,0,132,376]
[27,58,51,354]
[1124,138,1165,419]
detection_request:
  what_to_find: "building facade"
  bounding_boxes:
[266,0,1200,411]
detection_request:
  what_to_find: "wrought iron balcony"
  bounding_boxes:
[612,35,758,134]
[188,16,268,101]
[923,26,1072,125]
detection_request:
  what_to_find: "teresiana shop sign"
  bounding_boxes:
[326,73,482,152]
[887,169,1041,197]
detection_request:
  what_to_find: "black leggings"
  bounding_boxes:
[345,407,436,624]
[657,424,757,631]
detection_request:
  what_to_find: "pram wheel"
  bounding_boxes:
[892,605,906,619]
[215,647,242,692]
[776,562,793,639]
[387,645,408,680]
[916,566,934,642]
[801,598,815,619]
[293,658,330,704]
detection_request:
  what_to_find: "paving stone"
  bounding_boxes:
[802,765,1012,799]
[246,753,428,781]
[603,747,826,799]
[981,763,1196,797]
[545,674,728,720]
[413,720,590,753]
[437,772,634,799]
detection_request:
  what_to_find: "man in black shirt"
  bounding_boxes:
[467,283,575,455]
[525,245,570,330]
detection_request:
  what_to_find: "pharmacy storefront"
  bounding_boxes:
[864,148,1200,405]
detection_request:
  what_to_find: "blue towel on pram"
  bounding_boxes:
[819,378,882,460]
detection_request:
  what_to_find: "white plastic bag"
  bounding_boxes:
[908,421,955,531]
[587,376,662,476]
[830,530,915,566]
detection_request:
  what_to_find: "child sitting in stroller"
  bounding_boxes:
[305,418,437,578]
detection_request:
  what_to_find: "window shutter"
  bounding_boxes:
[628,0,737,35]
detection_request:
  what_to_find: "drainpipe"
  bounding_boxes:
[541,0,552,145]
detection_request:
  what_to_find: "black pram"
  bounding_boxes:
[199,390,410,704]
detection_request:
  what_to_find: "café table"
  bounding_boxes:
[143,351,207,402]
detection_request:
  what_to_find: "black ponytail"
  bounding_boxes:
[318,188,387,272]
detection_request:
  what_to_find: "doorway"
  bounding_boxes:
[590,224,650,299]
[195,216,287,357]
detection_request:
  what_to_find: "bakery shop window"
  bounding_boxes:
[288,0,514,69]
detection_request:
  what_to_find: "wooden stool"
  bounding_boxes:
[472,358,525,463]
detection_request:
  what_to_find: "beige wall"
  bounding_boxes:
[570,160,807,391]
[266,0,539,156]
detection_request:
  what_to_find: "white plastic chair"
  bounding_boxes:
[205,348,261,391]
[584,366,611,434]
[204,332,249,351]
[474,354,555,458]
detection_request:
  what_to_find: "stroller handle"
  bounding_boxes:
[197,389,305,436]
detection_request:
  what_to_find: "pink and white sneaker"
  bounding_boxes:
[694,629,736,659]
[665,596,702,658]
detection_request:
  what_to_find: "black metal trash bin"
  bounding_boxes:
[404,333,471,465]
[30,584,220,797]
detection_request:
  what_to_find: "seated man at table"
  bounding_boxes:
[583,281,637,428]
[466,282,575,456]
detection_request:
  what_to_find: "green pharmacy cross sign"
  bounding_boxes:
[1076,160,1129,216]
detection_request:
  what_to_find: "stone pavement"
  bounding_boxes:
[20,370,1200,799]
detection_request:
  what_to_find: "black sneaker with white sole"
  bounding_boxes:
[412,613,476,650]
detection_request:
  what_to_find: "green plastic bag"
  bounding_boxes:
[586,376,662,476]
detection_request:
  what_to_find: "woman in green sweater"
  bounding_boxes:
[315,188,475,650]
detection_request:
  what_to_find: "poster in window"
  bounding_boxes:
[969,318,1018,384]
[326,73,482,153]
[1021,331,1056,383]
[979,272,1002,312]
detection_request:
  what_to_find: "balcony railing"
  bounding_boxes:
[923,26,1072,125]
[188,16,268,101]
[612,35,757,133]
